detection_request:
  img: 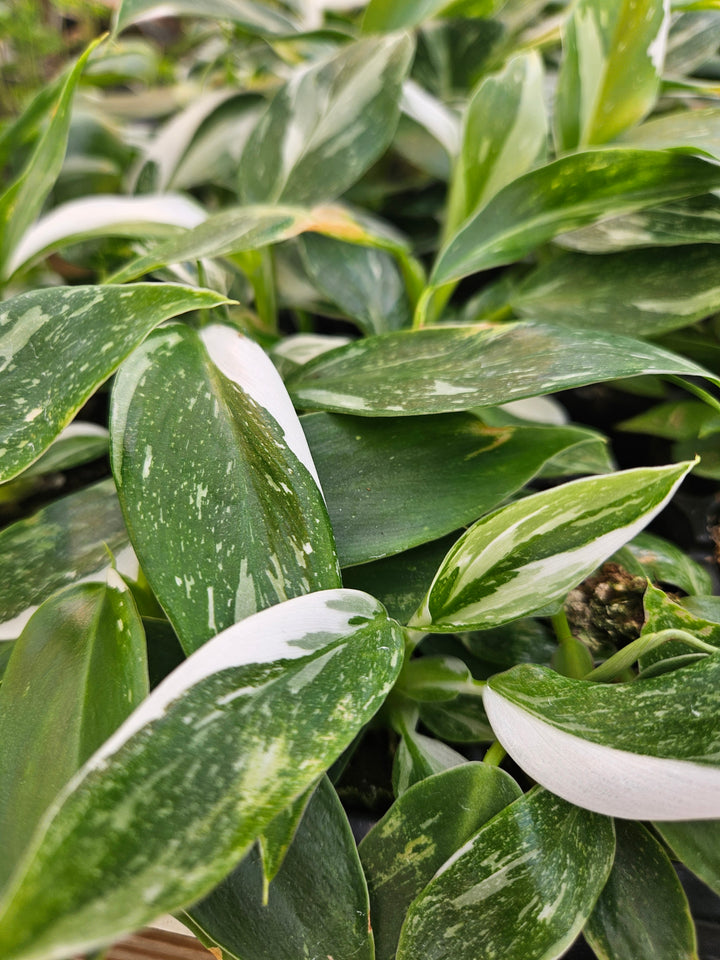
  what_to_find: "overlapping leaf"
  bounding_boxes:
[114,0,297,35]
[362,0,495,33]
[288,322,719,416]
[0,589,404,960]
[484,656,720,819]
[0,284,230,483]
[111,323,340,653]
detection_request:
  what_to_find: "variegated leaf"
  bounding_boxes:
[0,284,230,483]
[409,461,693,632]
[111,323,340,653]
[362,0,495,32]
[0,589,404,960]
[484,656,720,819]
[396,788,615,960]
[114,0,297,35]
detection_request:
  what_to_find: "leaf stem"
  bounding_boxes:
[585,628,717,682]
[551,609,574,645]
[483,741,507,767]
[667,376,720,415]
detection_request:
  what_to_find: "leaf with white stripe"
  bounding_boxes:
[186,777,373,960]
[238,34,414,206]
[0,573,148,897]
[0,480,133,641]
[111,323,340,653]
[396,787,615,960]
[446,53,547,236]
[483,656,720,819]
[409,461,693,632]
[359,763,521,960]
[0,283,230,483]
[114,0,297,35]
[0,588,404,960]
[584,821,697,960]
[555,0,669,151]
[287,322,720,417]
[430,150,720,286]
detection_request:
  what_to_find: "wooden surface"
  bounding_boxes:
[104,928,216,960]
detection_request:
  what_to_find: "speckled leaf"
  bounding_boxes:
[287,322,720,416]
[359,763,521,960]
[0,40,101,277]
[419,695,494,744]
[446,53,547,235]
[514,245,720,335]
[239,35,414,206]
[617,531,713,596]
[7,193,205,279]
[111,323,340,653]
[584,821,698,960]
[298,233,411,335]
[555,0,669,151]
[16,423,108,480]
[0,573,148,897]
[302,412,599,565]
[185,777,373,960]
[0,589,404,960]
[114,0,297,34]
[409,461,693,632]
[0,480,133,641]
[397,787,615,960]
[396,655,472,702]
[637,582,720,674]
[257,782,316,886]
[655,820,720,897]
[362,0,494,32]
[484,656,720,819]
[431,151,720,285]
[0,283,229,483]
[392,730,466,796]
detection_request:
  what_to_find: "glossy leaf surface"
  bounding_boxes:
[431,150,720,285]
[111,323,340,653]
[0,589,403,960]
[114,0,296,34]
[0,574,148,895]
[0,283,229,482]
[302,412,597,565]
[288,322,719,416]
[515,245,720,335]
[584,821,697,960]
[410,461,692,631]
[239,35,414,206]
[656,820,720,897]
[484,656,720,819]
[397,788,615,960]
[187,777,373,960]
[359,763,521,960]
[555,0,668,150]
[0,481,132,640]
[636,583,720,675]
[363,0,494,32]
[619,531,713,596]
[392,730,466,796]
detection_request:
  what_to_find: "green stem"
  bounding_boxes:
[551,609,574,645]
[412,286,434,329]
[585,628,717,682]
[666,376,720,416]
[483,741,507,767]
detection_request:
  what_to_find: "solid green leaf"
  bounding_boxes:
[298,233,411,335]
[409,461,693,632]
[419,694,494,744]
[111,323,340,654]
[656,820,720,897]
[396,787,615,960]
[0,573,148,897]
[484,655,720,819]
[0,39,102,277]
[430,150,720,286]
[618,400,720,442]
[0,480,132,640]
[114,0,297,35]
[514,245,720,336]
[238,34,414,206]
[0,588,404,960]
[186,777,373,960]
[396,655,473,701]
[392,729,467,796]
[362,0,495,32]
[15,423,108,480]
[555,0,669,151]
[359,763,521,960]
[302,411,601,565]
[584,821,698,960]
[0,283,230,483]
[288,322,720,416]
[446,52,547,235]
[675,433,720,478]
[462,619,556,668]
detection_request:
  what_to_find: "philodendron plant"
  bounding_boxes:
[3,0,720,958]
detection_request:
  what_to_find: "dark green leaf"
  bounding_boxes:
[418,695,494,744]
[186,777,373,960]
[111,323,340,653]
[359,763,521,960]
[0,283,230,483]
[621,532,714,596]
[392,729,466,795]
[396,654,473,701]
[584,821,698,960]
[0,589,404,960]
[656,820,720,897]
[396,788,615,960]
[258,783,316,887]
[618,400,720,442]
